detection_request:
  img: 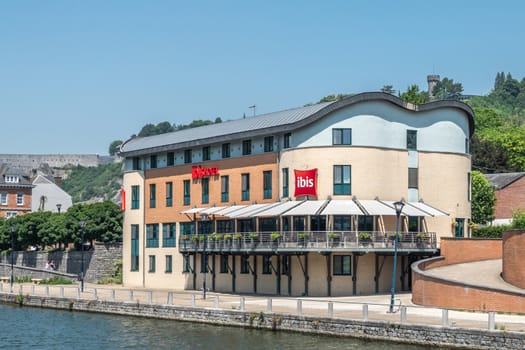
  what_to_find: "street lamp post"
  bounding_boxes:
[56,203,62,214]
[79,221,86,292]
[201,213,209,299]
[10,225,15,289]
[389,201,405,313]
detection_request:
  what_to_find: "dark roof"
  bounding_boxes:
[0,163,33,188]
[119,92,476,157]
[484,172,525,190]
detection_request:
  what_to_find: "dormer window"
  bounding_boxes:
[5,176,19,183]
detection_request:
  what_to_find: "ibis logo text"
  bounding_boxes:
[192,165,219,179]
[294,168,317,197]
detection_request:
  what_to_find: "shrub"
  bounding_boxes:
[298,232,309,239]
[233,233,243,240]
[358,232,372,240]
[270,232,280,240]
[328,232,340,239]
[223,234,232,240]
[512,210,525,229]
[40,276,73,285]
[15,276,32,283]
[248,233,259,239]
[472,225,510,238]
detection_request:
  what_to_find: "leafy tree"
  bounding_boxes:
[155,121,174,134]
[138,123,157,137]
[471,135,520,173]
[62,163,123,203]
[108,140,123,156]
[431,77,463,100]
[381,85,396,94]
[471,170,495,224]
[318,94,352,103]
[399,85,428,104]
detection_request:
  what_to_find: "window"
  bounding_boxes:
[183,180,190,205]
[202,146,210,161]
[284,133,291,149]
[165,255,172,273]
[220,255,229,273]
[334,216,351,231]
[221,176,229,202]
[241,173,250,201]
[149,184,156,208]
[150,155,157,169]
[184,149,192,164]
[222,143,231,158]
[408,168,418,189]
[467,172,471,202]
[162,223,176,247]
[148,255,156,273]
[146,224,159,247]
[183,255,191,273]
[180,222,195,235]
[333,255,351,275]
[240,255,250,274]
[131,225,139,271]
[0,193,7,205]
[407,130,417,150]
[16,193,24,206]
[358,216,374,231]
[167,152,175,166]
[282,168,289,197]
[263,171,272,199]
[242,140,251,155]
[264,136,274,152]
[5,211,17,218]
[132,157,141,170]
[131,185,140,209]
[166,182,173,207]
[201,178,209,204]
[262,256,272,274]
[200,254,208,273]
[465,138,470,154]
[217,220,233,233]
[5,176,20,183]
[333,165,351,195]
[282,256,290,275]
[333,128,352,145]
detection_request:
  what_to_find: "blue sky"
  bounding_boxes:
[2,1,524,155]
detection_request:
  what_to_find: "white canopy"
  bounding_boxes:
[320,199,363,215]
[281,200,327,216]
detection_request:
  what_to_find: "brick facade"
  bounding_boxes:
[494,176,525,219]
[502,230,525,289]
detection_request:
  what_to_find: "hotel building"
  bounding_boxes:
[119,92,475,296]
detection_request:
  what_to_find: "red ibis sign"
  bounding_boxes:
[192,165,219,179]
[294,168,317,197]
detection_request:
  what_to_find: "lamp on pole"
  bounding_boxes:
[10,225,15,289]
[389,200,405,313]
[79,221,86,292]
[201,213,209,299]
[56,203,62,214]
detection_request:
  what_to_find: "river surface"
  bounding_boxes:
[0,304,434,349]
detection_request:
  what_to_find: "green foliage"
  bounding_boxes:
[511,210,525,229]
[399,85,428,104]
[15,276,32,283]
[138,121,175,137]
[40,276,73,285]
[61,162,123,203]
[472,225,510,238]
[317,94,352,103]
[471,170,496,224]
[98,259,122,284]
[431,77,463,100]
[380,85,395,94]
[108,140,123,156]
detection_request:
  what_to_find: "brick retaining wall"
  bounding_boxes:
[0,293,523,350]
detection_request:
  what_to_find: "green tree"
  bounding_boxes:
[431,77,463,100]
[318,94,352,103]
[138,123,157,137]
[380,85,395,94]
[471,171,496,224]
[108,140,123,156]
[399,85,428,104]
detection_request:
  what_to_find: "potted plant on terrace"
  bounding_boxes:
[248,233,259,248]
[328,232,340,247]
[298,232,309,247]
[270,232,280,248]
[358,232,372,246]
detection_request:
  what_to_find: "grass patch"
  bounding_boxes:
[40,276,73,285]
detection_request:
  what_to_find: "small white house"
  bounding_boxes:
[31,172,73,213]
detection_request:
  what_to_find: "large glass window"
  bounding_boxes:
[162,223,176,247]
[282,168,289,197]
[131,185,140,209]
[165,255,172,273]
[202,146,210,161]
[132,157,141,170]
[150,155,157,169]
[131,225,139,271]
[222,143,231,158]
[180,222,195,235]
[333,165,351,195]
[149,184,156,208]
[167,152,174,166]
[407,130,417,150]
[0,192,7,205]
[241,173,250,201]
[408,168,418,189]
[264,136,274,152]
[183,180,190,205]
[284,133,291,149]
[334,216,351,231]
[146,224,159,248]
[263,170,272,199]
[148,255,156,273]
[262,256,272,274]
[242,140,251,155]
[333,128,352,145]
[201,178,209,204]
[184,149,192,164]
[358,216,374,231]
[333,255,351,275]
[221,175,229,202]
[220,255,229,274]
[166,182,173,207]
[240,256,250,274]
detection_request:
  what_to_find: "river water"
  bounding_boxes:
[0,304,433,349]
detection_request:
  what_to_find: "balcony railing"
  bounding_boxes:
[178,231,437,254]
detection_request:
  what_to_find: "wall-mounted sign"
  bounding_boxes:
[192,165,219,179]
[294,168,317,197]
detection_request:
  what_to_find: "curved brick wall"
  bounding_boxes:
[502,230,525,289]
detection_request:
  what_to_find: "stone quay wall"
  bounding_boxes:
[0,293,523,350]
[0,242,121,282]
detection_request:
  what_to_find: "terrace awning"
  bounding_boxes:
[320,199,363,215]
[251,200,303,217]
[281,200,327,216]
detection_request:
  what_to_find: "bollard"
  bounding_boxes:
[191,294,196,307]
[31,285,35,295]
[60,287,64,298]
[18,285,22,294]
[167,292,173,305]
[77,288,80,300]
[111,289,116,301]
[442,309,449,327]
[0,283,3,292]
[45,286,49,297]
[240,296,245,311]
[297,300,302,316]
[129,290,133,301]
[400,306,407,323]
[488,312,495,330]
[148,291,153,304]
[93,288,98,300]
[362,304,368,321]
[328,301,333,318]
[267,298,272,313]
[215,295,219,309]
